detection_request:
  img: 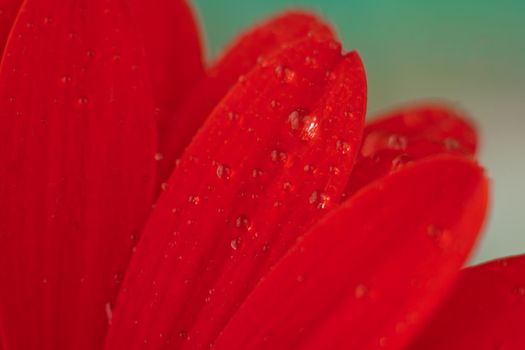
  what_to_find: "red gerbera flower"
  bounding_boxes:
[0,1,523,349]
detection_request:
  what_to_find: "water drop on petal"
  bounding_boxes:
[216,164,232,180]
[188,195,200,205]
[336,140,352,155]
[271,149,287,163]
[387,134,408,150]
[77,96,89,106]
[355,284,368,299]
[309,191,332,209]
[235,215,253,232]
[288,111,300,130]
[230,237,241,250]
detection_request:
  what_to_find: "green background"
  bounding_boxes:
[193,0,525,264]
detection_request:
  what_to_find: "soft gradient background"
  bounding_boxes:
[193,0,525,264]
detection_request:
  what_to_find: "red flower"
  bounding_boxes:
[0,1,522,349]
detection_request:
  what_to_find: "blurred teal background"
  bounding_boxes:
[193,0,525,264]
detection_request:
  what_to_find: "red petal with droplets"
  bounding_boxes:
[410,254,525,350]
[213,155,488,350]
[0,0,22,56]
[345,103,478,197]
[0,1,158,349]
[157,11,335,186]
[105,38,366,349]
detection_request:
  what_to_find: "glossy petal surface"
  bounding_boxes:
[411,254,525,350]
[214,156,488,350]
[157,11,335,185]
[105,37,366,349]
[345,103,478,196]
[0,1,157,348]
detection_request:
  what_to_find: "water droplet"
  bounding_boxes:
[303,164,315,173]
[301,115,319,140]
[105,302,113,325]
[355,284,368,299]
[427,224,452,249]
[252,168,263,178]
[309,191,331,209]
[235,215,253,232]
[329,166,341,176]
[227,111,240,122]
[288,111,300,130]
[114,272,124,284]
[270,100,280,109]
[282,182,293,192]
[391,154,412,170]
[216,164,231,180]
[275,65,284,78]
[387,134,408,150]
[188,195,200,205]
[514,286,525,296]
[77,96,89,106]
[256,56,268,67]
[325,71,337,81]
[154,153,164,161]
[271,149,287,163]
[296,274,305,283]
[379,337,388,347]
[284,68,296,83]
[160,182,168,191]
[304,56,312,65]
[336,140,352,155]
[86,49,96,58]
[60,75,72,84]
[178,330,188,340]
[230,237,241,250]
[275,65,296,83]
[204,288,215,303]
[344,111,356,119]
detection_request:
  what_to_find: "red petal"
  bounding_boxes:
[130,0,204,189]
[213,155,488,350]
[157,11,335,186]
[345,103,478,196]
[0,1,157,349]
[410,254,525,350]
[104,38,366,349]
[0,0,22,56]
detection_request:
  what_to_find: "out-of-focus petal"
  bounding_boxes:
[410,254,525,350]
[105,37,366,349]
[213,155,488,350]
[157,11,335,186]
[345,103,478,196]
[0,0,22,57]
[0,1,157,349]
